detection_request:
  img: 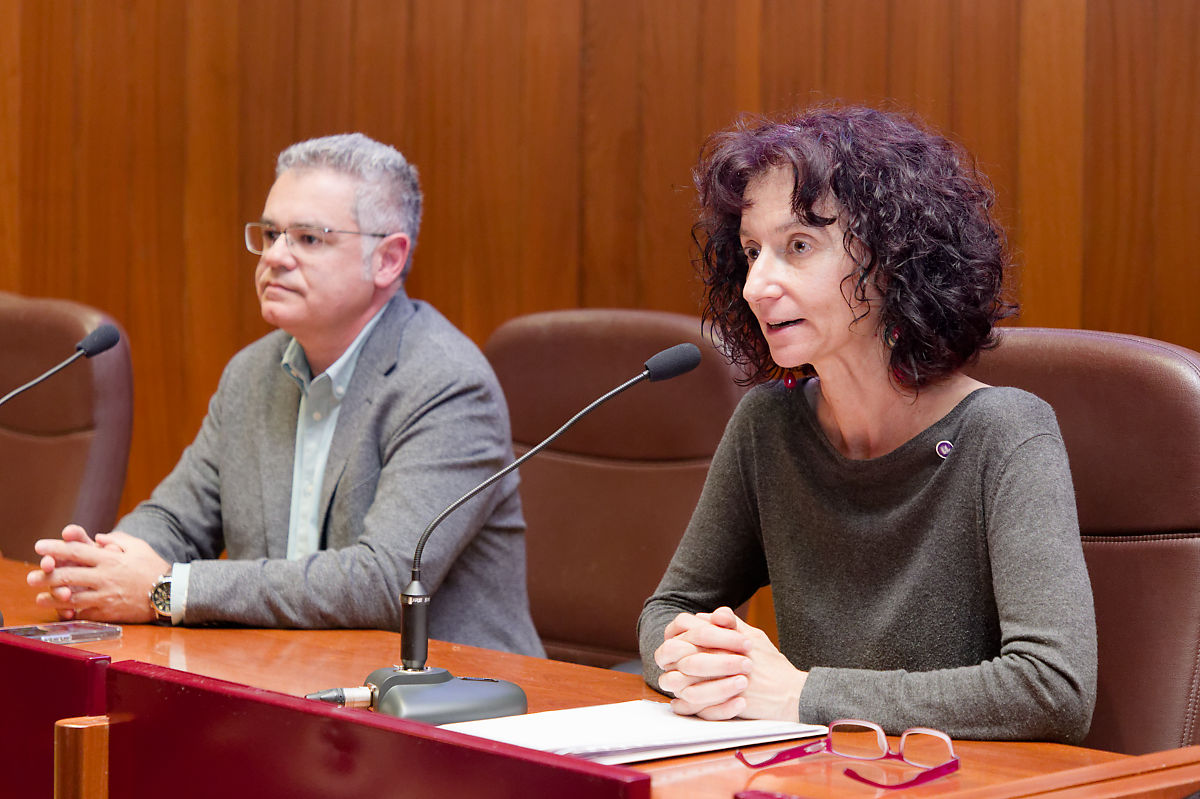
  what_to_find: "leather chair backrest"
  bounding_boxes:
[969,327,1200,754]
[0,292,133,562]
[485,309,746,667]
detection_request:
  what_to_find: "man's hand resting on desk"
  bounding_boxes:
[654,606,808,722]
[26,524,169,623]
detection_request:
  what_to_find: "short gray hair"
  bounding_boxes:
[277,133,422,278]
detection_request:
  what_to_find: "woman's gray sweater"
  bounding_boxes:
[639,381,1097,743]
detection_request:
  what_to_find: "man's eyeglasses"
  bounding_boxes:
[735,719,959,791]
[244,223,390,256]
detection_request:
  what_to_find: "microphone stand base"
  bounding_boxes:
[367,666,527,725]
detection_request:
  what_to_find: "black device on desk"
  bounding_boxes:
[307,342,702,725]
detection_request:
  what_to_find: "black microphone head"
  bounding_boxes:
[644,343,702,382]
[76,323,120,358]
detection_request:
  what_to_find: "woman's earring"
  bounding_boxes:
[884,325,901,349]
[783,372,798,389]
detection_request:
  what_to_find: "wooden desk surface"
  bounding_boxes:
[3,557,1184,799]
[0,556,655,712]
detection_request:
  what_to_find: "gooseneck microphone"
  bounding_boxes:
[0,323,121,409]
[306,342,703,724]
[401,342,702,672]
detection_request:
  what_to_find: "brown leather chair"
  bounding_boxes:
[969,327,1200,755]
[0,292,133,563]
[485,309,747,667]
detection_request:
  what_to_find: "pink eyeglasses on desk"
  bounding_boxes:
[735,719,960,792]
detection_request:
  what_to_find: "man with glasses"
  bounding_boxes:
[27,134,545,657]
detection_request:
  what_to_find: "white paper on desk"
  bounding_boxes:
[442,699,826,765]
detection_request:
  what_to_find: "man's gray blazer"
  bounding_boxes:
[119,293,544,656]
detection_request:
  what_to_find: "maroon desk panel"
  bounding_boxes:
[0,633,109,799]
[107,660,650,799]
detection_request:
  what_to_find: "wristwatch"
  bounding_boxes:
[149,573,172,624]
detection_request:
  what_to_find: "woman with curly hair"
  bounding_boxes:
[638,106,1097,743]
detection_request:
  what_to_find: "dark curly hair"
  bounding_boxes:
[694,105,1017,387]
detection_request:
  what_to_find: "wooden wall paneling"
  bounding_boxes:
[295,0,354,141]
[181,0,243,507]
[638,0,706,315]
[72,3,120,311]
[119,0,188,512]
[758,0,825,115]
[403,0,469,329]
[698,0,761,128]
[887,0,954,131]
[580,0,641,310]
[1149,0,1200,352]
[76,0,136,313]
[950,0,1019,270]
[1015,0,1086,329]
[456,0,524,342]
[349,0,413,162]
[515,0,584,324]
[0,1,18,291]
[17,0,76,301]
[734,0,764,118]
[1082,0,1155,336]
[821,0,891,107]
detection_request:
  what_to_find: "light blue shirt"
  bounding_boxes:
[169,307,386,623]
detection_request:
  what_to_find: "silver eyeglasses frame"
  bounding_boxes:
[244,222,391,256]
